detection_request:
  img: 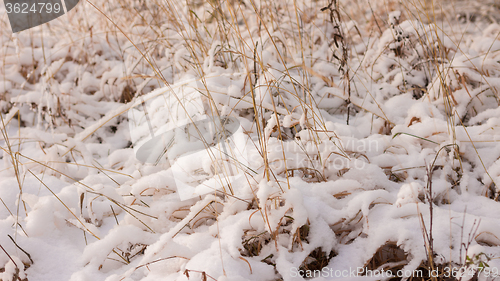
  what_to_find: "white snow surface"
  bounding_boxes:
[1,0,500,280]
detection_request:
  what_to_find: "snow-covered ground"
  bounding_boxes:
[1,0,500,280]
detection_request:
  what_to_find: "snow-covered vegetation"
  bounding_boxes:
[1,0,500,280]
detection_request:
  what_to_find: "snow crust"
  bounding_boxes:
[1,0,500,280]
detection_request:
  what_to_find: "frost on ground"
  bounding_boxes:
[1,0,500,280]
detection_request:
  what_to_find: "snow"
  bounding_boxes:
[1,0,500,280]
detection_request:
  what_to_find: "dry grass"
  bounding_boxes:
[1,0,500,280]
